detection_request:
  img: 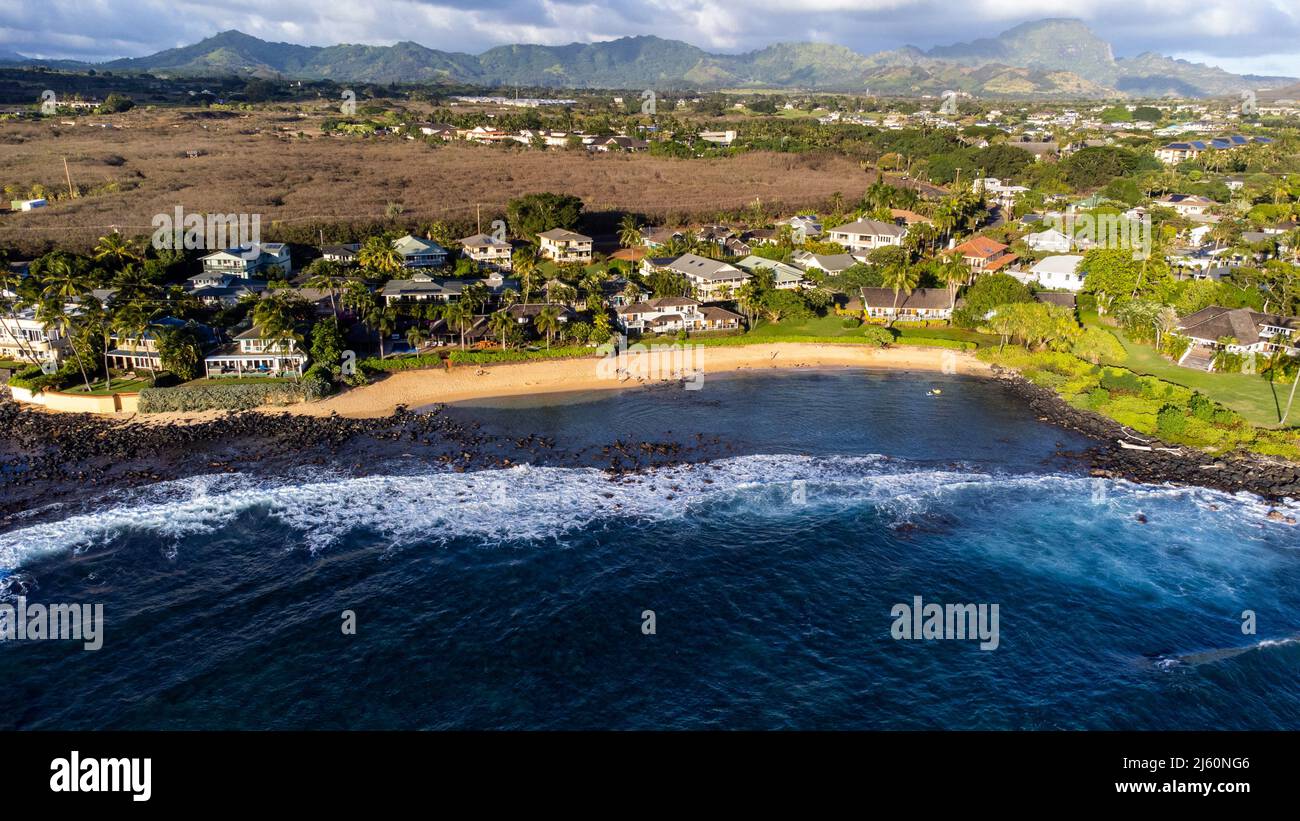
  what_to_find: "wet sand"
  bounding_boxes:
[292,344,989,419]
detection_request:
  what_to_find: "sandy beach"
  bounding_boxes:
[289,343,991,418]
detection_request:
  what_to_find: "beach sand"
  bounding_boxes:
[278,344,991,419]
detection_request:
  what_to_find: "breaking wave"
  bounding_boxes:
[0,454,1295,573]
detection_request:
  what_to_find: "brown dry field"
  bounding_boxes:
[0,106,876,254]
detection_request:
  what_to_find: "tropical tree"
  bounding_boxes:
[439,300,473,349]
[489,308,514,350]
[358,236,402,276]
[881,263,920,327]
[92,231,143,272]
[618,214,642,249]
[534,305,562,350]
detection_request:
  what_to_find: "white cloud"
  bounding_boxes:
[0,0,1297,76]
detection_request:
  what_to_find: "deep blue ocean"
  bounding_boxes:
[2,370,1299,730]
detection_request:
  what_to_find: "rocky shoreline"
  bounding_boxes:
[2,368,1297,530]
[991,367,1300,505]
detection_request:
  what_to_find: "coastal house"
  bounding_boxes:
[106,317,217,372]
[1155,194,1216,218]
[1155,141,1208,164]
[393,234,449,268]
[537,228,593,263]
[973,177,1030,210]
[380,273,515,307]
[0,306,69,364]
[1176,306,1300,369]
[860,287,955,321]
[826,219,906,254]
[642,227,686,249]
[734,255,806,290]
[199,242,292,278]
[791,251,858,275]
[656,254,749,302]
[186,273,269,308]
[1024,227,1073,253]
[778,215,824,239]
[952,236,1017,275]
[418,123,457,140]
[1026,255,1086,292]
[204,326,308,379]
[616,296,743,334]
[320,243,361,264]
[458,233,514,271]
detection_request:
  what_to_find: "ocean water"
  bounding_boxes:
[2,370,1299,730]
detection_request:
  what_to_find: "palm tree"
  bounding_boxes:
[534,305,562,350]
[735,280,762,327]
[92,231,142,272]
[1280,361,1300,426]
[489,308,514,350]
[439,300,472,349]
[936,253,967,307]
[513,248,538,302]
[358,236,402,276]
[882,263,920,327]
[35,297,92,390]
[305,260,348,317]
[618,214,642,249]
[368,305,397,359]
[0,265,41,364]
[253,291,306,376]
[406,324,428,351]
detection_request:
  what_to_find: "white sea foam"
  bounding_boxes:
[0,455,1294,573]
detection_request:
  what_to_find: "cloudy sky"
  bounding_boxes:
[3,0,1299,76]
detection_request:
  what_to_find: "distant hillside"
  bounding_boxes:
[7,20,1294,98]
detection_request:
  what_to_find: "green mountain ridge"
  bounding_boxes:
[4,23,1293,98]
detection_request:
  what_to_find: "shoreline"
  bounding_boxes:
[287,343,990,418]
[2,343,1297,514]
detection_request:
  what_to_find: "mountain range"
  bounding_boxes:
[1,19,1292,98]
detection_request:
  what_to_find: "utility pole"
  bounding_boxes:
[476,203,481,234]
[63,157,75,199]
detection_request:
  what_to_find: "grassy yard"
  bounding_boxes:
[1084,312,1293,428]
[739,315,998,347]
[63,376,152,395]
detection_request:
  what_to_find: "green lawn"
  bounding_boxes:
[1084,312,1292,428]
[64,376,152,395]
[739,315,998,347]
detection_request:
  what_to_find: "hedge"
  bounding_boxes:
[138,379,328,412]
[8,362,79,392]
[448,346,591,365]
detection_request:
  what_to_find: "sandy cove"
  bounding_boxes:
[286,343,991,419]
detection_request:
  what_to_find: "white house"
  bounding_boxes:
[657,254,749,301]
[826,219,906,254]
[537,229,593,263]
[459,233,513,271]
[0,306,69,364]
[1155,194,1216,218]
[199,243,292,278]
[1028,255,1086,291]
[1024,228,1072,253]
[616,296,743,334]
[860,287,954,320]
[204,327,307,378]
[734,255,805,290]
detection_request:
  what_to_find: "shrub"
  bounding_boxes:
[1086,388,1111,409]
[841,317,861,329]
[138,381,325,413]
[1188,392,1215,422]
[1072,327,1126,365]
[860,326,894,347]
[1156,404,1187,438]
[8,362,79,392]
[1099,368,1143,395]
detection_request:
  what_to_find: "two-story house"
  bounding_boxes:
[538,229,593,263]
[204,326,308,378]
[827,219,906,254]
